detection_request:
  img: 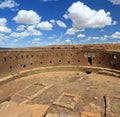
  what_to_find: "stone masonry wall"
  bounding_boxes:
[0,45,120,77]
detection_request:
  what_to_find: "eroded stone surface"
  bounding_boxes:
[81,112,101,117]
[53,93,78,109]
[0,71,120,116]
[45,113,59,117]
[45,113,79,117]
[0,104,49,117]
[0,101,18,110]
[11,83,53,104]
[106,96,120,117]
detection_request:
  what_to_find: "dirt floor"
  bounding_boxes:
[0,71,120,117]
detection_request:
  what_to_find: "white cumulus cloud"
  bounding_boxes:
[77,34,85,38]
[0,0,19,9]
[0,33,9,41]
[10,25,42,38]
[0,18,7,26]
[26,25,42,36]
[56,20,67,28]
[64,1,114,32]
[87,35,109,41]
[33,38,41,41]
[10,31,29,38]
[108,0,120,4]
[0,26,11,33]
[65,28,77,35]
[13,10,41,24]
[0,18,11,33]
[112,32,120,38]
[65,39,71,43]
[16,25,26,31]
[37,21,53,30]
[50,19,55,24]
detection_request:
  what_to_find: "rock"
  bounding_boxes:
[94,97,98,100]
[81,112,101,117]
[0,103,49,117]
[89,103,102,113]
[45,113,79,117]
[0,96,11,104]
[45,113,59,117]
[0,101,18,111]
[85,88,90,91]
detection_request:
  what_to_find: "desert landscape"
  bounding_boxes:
[0,0,120,116]
[0,44,120,117]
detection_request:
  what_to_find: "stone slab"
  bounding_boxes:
[0,101,18,110]
[11,94,28,103]
[45,113,59,117]
[19,83,45,97]
[81,112,101,117]
[0,104,49,117]
[45,113,79,117]
[53,93,78,109]
[11,83,53,104]
[105,96,120,117]
[21,84,53,104]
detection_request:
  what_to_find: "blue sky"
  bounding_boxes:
[0,0,120,48]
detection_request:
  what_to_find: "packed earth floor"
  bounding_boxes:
[0,71,120,117]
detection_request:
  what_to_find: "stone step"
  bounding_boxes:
[98,70,120,78]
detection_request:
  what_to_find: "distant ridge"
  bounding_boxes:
[0,47,11,50]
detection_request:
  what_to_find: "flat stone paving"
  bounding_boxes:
[0,103,49,117]
[45,112,102,117]
[53,93,78,109]
[106,96,120,117]
[81,112,101,117]
[45,113,79,117]
[19,83,45,96]
[0,71,120,117]
[11,83,53,104]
